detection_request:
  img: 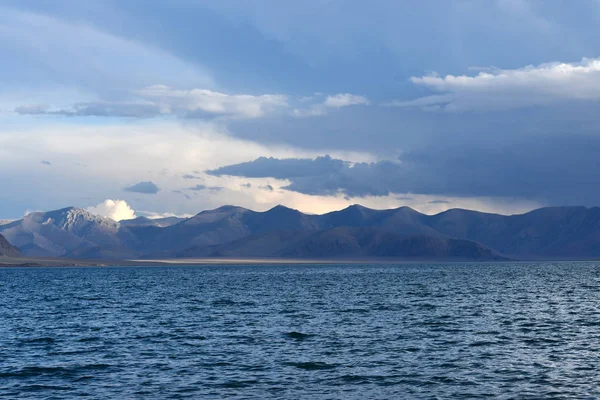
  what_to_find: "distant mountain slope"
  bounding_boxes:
[428,206,600,259]
[133,206,256,256]
[4,204,600,260]
[0,233,20,257]
[120,216,184,228]
[288,228,503,260]
[0,207,135,259]
[130,205,323,257]
[184,227,504,260]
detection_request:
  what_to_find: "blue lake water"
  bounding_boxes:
[1,262,600,399]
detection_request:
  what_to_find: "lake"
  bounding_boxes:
[1,262,599,399]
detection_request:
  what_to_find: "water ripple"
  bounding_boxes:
[1,262,600,398]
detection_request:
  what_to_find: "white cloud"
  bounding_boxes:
[14,85,291,120]
[23,209,43,217]
[392,57,600,111]
[324,93,370,108]
[136,211,193,220]
[291,106,328,117]
[293,93,369,117]
[88,199,136,221]
[137,85,289,119]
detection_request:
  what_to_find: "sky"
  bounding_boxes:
[2,0,600,221]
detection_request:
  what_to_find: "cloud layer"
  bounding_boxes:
[14,87,370,120]
[292,93,369,117]
[137,85,289,119]
[207,143,600,205]
[207,155,411,197]
[394,57,600,111]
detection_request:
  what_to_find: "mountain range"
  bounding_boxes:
[2,204,600,261]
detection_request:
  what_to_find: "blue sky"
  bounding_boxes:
[2,0,600,220]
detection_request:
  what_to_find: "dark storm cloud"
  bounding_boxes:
[207,155,407,197]
[206,135,600,206]
[124,181,160,194]
[208,156,348,181]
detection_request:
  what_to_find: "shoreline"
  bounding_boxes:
[2,256,599,268]
[0,255,509,268]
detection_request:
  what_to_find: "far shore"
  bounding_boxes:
[0,255,528,268]
[5,255,600,268]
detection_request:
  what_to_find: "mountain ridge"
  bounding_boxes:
[2,204,600,260]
